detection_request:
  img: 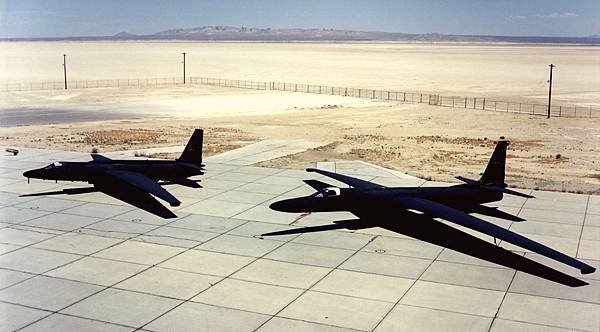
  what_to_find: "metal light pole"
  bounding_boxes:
[547,64,555,119]
[182,52,186,84]
[62,54,68,90]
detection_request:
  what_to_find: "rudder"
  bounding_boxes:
[480,137,508,186]
[177,129,203,165]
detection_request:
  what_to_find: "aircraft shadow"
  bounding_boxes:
[21,187,98,197]
[21,185,177,219]
[262,212,587,287]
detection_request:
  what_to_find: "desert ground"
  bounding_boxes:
[2,41,599,106]
[1,42,599,193]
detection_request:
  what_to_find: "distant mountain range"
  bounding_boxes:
[4,26,600,44]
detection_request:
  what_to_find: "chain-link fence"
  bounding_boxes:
[1,77,184,91]
[2,76,598,118]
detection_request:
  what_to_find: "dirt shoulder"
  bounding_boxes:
[1,87,598,194]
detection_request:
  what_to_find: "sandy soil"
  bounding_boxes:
[1,42,598,193]
[1,42,599,106]
[1,84,598,194]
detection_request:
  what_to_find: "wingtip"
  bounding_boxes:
[306,168,317,172]
[581,266,596,275]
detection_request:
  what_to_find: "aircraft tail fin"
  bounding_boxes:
[177,129,204,166]
[479,137,508,187]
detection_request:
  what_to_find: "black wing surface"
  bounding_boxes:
[106,170,181,207]
[303,179,337,191]
[94,173,177,218]
[377,212,588,287]
[395,197,595,274]
[261,213,587,287]
[306,168,383,189]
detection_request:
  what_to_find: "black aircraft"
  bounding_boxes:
[264,138,595,286]
[22,129,205,219]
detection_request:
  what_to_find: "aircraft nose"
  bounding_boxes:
[23,169,40,179]
[269,200,291,212]
[269,197,312,213]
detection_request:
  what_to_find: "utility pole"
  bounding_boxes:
[547,64,555,119]
[62,54,67,90]
[182,52,186,84]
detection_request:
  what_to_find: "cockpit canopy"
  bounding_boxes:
[44,162,62,169]
[314,187,341,198]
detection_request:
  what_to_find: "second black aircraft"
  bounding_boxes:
[265,137,595,286]
[22,129,205,218]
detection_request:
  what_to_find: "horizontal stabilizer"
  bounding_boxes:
[502,188,535,198]
[455,176,479,185]
[482,185,536,199]
[469,205,526,222]
[456,176,535,199]
[170,178,202,188]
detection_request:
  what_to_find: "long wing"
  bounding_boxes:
[395,197,595,274]
[377,212,588,287]
[94,173,177,218]
[303,179,336,191]
[306,168,383,189]
[261,213,587,287]
[105,170,181,207]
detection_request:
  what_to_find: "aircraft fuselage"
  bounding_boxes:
[270,184,502,215]
[23,160,203,184]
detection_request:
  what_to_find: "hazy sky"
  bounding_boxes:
[1,0,598,38]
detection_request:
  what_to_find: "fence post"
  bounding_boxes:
[464,97,467,108]
[494,101,497,111]
[474,98,476,109]
[574,106,577,117]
